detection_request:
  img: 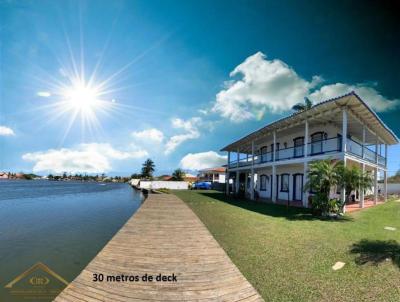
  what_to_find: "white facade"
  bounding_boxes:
[222,92,398,209]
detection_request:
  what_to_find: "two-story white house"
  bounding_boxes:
[221,92,398,210]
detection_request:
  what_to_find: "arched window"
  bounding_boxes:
[293,137,304,157]
[260,146,268,162]
[260,174,269,191]
[311,132,327,154]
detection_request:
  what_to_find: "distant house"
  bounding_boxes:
[183,173,198,182]
[198,167,226,183]
[0,172,9,179]
[221,92,398,209]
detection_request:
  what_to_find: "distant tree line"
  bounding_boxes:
[130,159,186,181]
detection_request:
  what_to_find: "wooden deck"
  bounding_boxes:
[54,193,263,302]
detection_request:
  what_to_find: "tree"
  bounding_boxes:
[306,159,374,215]
[141,159,155,179]
[305,159,342,201]
[172,169,186,181]
[337,165,373,206]
[305,159,343,214]
[292,97,313,112]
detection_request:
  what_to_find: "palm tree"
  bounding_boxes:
[172,168,186,181]
[141,158,155,179]
[292,97,313,112]
[305,159,342,201]
[338,165,373,205]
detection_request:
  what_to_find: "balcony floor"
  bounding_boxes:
[345,197,385,213]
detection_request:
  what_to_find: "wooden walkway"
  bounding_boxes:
[54,193,263,302]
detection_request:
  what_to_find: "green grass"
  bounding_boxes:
[174,190,400,302]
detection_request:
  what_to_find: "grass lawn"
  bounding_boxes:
[173,190,400,302]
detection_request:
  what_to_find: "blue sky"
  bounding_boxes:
[0,0,399,176]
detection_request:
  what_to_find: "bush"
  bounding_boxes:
[310,193,340,216]
[157,188,170,194]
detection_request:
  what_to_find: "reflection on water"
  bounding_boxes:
[0,180,142,301]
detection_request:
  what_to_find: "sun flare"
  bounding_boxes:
[63,84,100,113]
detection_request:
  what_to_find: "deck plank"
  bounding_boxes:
[54,193,263,302]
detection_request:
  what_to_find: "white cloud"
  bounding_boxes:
[212,52,321,122]
[0,126,15,136]
[22,143,148,174]
[165,117,201,154]
[212,51,398,122]
[309,83,399,112]
[180,151,227,171]
[37,91,51,97]
[131,128,164,143]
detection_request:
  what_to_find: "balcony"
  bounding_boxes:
[228,136,386,168]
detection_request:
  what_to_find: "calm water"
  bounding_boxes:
[0,180,142,301]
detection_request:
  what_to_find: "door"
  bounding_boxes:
[311,132,325,154]
[293,174,303,201]
[293,137,304,157]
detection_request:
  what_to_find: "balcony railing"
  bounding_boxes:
[228,136,386,168]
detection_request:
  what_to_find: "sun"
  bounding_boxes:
[63,84,100,113]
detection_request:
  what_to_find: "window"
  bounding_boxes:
[293,137,304,157]
[260,146,267,154]
[283,142,287,149]
[260,146,268,162]
[311,132,326,154]
[271,144,274,160]
[275,143,280,160]
[260,175,268,191]
[280,174,289,192]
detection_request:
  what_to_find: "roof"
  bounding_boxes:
[199,167,226,173]
[221,92,399,152]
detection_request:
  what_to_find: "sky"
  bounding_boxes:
[0,0,399,176]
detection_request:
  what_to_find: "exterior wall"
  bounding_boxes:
[254,169,271,199]
[218,174,226,183]
[139,181,189,190]
[276,165,303,201]
[255,165,307,201]
[254,124,340,153]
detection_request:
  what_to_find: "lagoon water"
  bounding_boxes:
[0,180,142,301]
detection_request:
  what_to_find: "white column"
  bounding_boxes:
[272,165,276,202]
[374,167,378,205]
[304,119,309,157]
[385,144,388,168]
[362,126,366,159]
[273,130,276,162]
[342,108,347,153]
[226,152,230,194]
[341,157,347,211]
[359,163,365,208]
[375,137,378,164]
[250,141,255,200]
[303,162,309,207]
[235,170,239,194]
[384,170,387,202]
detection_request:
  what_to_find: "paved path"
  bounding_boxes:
[54,193,263,302]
